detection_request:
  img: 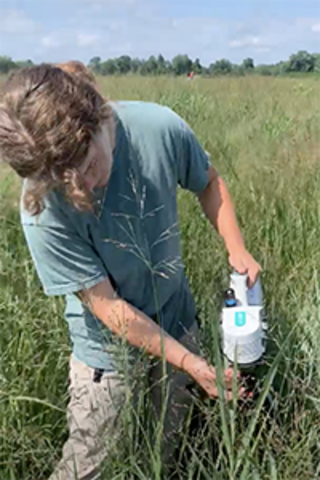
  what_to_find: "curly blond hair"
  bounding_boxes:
[56,60,97,87]
[0,63,113,214]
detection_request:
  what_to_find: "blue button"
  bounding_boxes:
[234,311,246,327]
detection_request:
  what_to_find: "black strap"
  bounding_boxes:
[93,368,104,383]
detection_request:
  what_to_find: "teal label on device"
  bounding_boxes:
[234,311,246,327]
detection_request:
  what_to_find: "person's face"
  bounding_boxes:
[78,123,114,192]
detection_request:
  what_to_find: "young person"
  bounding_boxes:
[0,64,261,479]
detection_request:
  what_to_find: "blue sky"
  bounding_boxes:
[1,0,320,66]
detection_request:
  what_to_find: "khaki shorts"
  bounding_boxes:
[49,323,200,480]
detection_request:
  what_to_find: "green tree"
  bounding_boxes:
[143,55,158,75]
[15,59,33,69]
[255,64,273,76]
[192,58,202,75]
[288,51,315,72]
[100,59,117,75]
[273,61,290,75]
[165,59,173,74]
[312,53,320,72]
[172,54,192,75]
[0,56,17,74]
[209,59,233,75]
[157,54,167,74]
[88,56,101,73]
[115,55,132,74]
[130,58,142,74]
[242,57,255,70]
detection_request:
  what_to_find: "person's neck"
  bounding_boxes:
[103,103,116,153]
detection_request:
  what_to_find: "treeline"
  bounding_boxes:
[0,58,34,74]
[0,51,320,76]
[87,51,320,76]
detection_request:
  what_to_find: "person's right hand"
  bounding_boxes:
[184,355,246,401]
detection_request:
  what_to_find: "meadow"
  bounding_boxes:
[1,74,320,479]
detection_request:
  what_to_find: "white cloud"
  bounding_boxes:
[0,10,36,35]
[41,34,60,48]
[255,47,272,53]
[81,0,136,4]
[229,36,264,49]
[40,31,99,50]
[77,33,99,47]
[1,4,320,66]
[68,0,139,18]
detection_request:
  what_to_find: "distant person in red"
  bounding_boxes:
[187,71,195,80]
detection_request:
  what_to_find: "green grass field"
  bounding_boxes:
[1,75,320,479]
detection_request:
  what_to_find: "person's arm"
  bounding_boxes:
[197,166,261,287]
[171,112,261,287]
[79,277,195,370]
[79,277,243,400]
[20,199,240,398]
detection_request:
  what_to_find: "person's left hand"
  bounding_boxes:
[228,246,262,288]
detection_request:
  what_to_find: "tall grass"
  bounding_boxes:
[1,75,320,479]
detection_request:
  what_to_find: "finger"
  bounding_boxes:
[247,266,261,288]
[225,367,241,377]
[224,387,247,401]
[247,273,255,289]
[224,368,234,378]
[225,378,244,391]
[224,368,241,380]
[206,386,247,401]
[238,387,247,398]
[229,255,245,273]
[224,391,233,401]
[206,388,219,399]
[231,262,247,275]
[223,371,241,390]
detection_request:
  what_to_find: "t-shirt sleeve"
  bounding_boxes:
[177,118,211,193]
[21,219,108,297]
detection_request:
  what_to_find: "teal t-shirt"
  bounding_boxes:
[20,101,210,371]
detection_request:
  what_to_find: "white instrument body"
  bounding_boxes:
[221,273,267,366]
